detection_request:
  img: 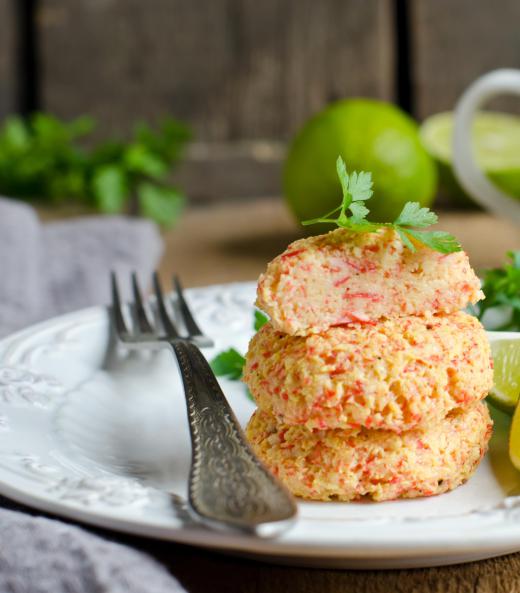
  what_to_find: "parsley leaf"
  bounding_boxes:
[349,201,370,222]
[393,201,438,228]
[210,310,269,388]
[347,170,373,202]
[400,229,461,254]
[302,157,375,229]
[476,251,520,331]
[302,156,461,255]
[210,348,245,380]
[254,310,269,331]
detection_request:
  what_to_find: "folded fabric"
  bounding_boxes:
[0,197,163,335]
[0,196,187,593]
[0,506,185,593]
[0,199,44,334]
[43,216,163,316]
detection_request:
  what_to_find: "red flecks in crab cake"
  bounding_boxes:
[246,403,492,502]
[256,227,482,336]
[243,312,492,433]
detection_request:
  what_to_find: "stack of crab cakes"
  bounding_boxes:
[244,227,494,502]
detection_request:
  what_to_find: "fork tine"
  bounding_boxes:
[172,275,203,338]
[111,272,130,336]
[131,272,154,334]
[173,275,214,347]
[152,272,180,338]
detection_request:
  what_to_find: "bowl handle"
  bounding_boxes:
[453,68,520,222]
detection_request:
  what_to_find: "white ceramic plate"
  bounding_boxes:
[0,281,520,569]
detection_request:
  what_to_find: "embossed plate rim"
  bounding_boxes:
[0,281,519,568]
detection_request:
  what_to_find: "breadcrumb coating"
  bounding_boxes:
[246,403,492,502]
[244,313,493,432]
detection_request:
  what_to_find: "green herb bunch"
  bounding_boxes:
[303,156,461,254]
[0,113,190,226]
[475,251,520,331]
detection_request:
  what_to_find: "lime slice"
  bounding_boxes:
[509,399,520,470]
[489,339,520,413]
[421,112,520,207]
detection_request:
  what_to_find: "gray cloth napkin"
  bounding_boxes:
[0,507,182,593]
[0,197,186,593]
[0,197,164,335]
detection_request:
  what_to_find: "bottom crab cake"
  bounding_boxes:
[246,403,492,502]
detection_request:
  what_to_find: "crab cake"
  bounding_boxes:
[256,227,482,336]
[246,402,492,502]
[244,312,493,432]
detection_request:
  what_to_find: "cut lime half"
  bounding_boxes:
[420,111,520,206]
[489,339,520,414]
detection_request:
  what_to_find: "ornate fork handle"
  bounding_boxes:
[170,340,297,536]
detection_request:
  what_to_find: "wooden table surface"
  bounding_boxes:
[158,198,520,286]
[40,199,520,591]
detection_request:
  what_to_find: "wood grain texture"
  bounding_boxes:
[172,141,284,202]
[36,199,520,285]
[155,199,520,286]
[144,543,520,593]
[412,0,520,119]
[0,0,17,119]
[37,0,394,141]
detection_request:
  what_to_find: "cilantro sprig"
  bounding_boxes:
[210,348,246,381]
[302,156,461,254]
[474,251,520,331]
[210,310,268,397]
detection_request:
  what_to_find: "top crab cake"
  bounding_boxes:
[256,226,482,336]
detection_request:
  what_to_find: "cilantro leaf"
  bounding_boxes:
[476,251,520,331]
[347,170,373,202]
[402,230,461,254]
[336,156,351,207]
[210,310,269,402]
[302,155,462,255]
[394,227,417,252]
[210,310,268,384]
[349,201,370,221]
[393,202,438,228]
[303,158,374,227]
[254,310,269,331]
[210,348,245,380]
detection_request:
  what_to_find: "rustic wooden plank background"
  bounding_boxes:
[35,0,394,200]
[412,0,520,119]
[0,0,520,201]
[0,0,17,120]
[37,0,394,141]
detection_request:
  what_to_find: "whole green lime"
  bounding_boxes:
[283,99,437,225]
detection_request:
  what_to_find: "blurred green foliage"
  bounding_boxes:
[0,113,190,226]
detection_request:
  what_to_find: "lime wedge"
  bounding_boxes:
[510,399,520,470]
[420,112,520,207]
[489,339,520,413]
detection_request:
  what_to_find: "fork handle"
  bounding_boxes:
[170,340,296,536]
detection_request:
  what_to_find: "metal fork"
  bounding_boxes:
[110,272,297,537]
